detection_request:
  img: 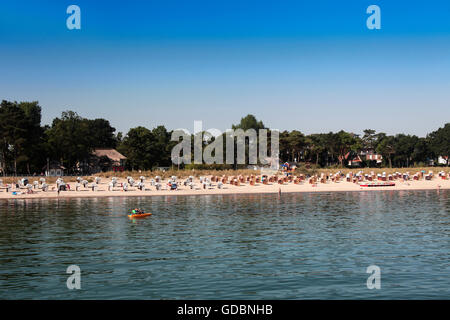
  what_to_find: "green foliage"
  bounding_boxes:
[0,100,43,174]
[44,111,117,172]
[45,111,90,168]
[87,118,117,148]
[428,123,450,160]
[285,130,306,162]
[376,135,396,167]
[117,125,174,170]
[117,126,153,170]
[0,99,448,173]
[232,114,265,131]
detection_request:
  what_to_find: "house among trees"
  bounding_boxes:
[358,148,383,166]
[365,153,383,164]
[91,148,127,173]
[341,151,363,167]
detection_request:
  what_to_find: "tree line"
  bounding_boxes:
[0,100,448,175]
[279,128,448,168]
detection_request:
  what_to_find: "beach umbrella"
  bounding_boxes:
[95,177,101,184]
[81,180,88,188]
[139,176,145,182]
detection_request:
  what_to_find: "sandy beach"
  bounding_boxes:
[1,171,449,200]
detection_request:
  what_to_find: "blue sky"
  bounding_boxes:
[1,0,449,136]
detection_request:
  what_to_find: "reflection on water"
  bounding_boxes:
[0,190,449,299]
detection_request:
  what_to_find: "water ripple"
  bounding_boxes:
[0,190,449,299]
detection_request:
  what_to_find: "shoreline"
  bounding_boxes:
[1,179,448,200]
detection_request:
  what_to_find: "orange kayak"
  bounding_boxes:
[128,213,152,219]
